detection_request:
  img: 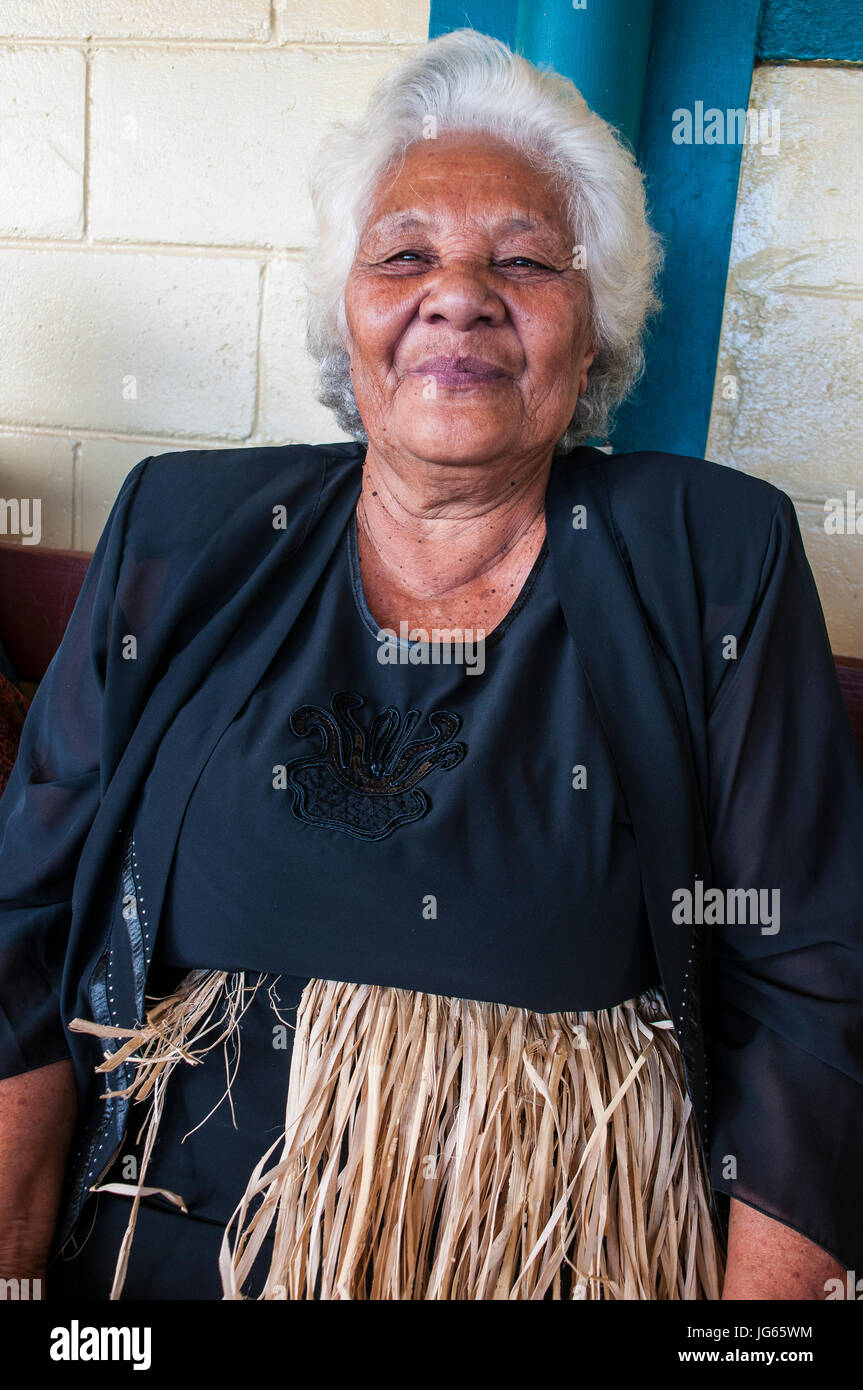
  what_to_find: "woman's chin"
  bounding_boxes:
[387,410,524,466]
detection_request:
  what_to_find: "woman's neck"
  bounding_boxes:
[354,444,551,633]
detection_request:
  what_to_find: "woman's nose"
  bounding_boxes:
[417,262,506,330]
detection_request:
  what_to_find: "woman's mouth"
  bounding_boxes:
[409,354,510,390]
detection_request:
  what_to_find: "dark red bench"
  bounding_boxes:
[0,544,92,698]
[2,542,863,764]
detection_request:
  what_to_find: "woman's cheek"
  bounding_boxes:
[354,289,407,356]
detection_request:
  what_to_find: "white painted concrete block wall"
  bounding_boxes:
[707,64,863,656]
[0,0,429,549]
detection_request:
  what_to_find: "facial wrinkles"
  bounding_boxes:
[359,217,580,403]
[345,137,595,480]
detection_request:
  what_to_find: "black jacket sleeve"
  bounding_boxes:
[0,459,148,1079]
[706,490,863,1272]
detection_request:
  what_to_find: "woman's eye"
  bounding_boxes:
[379,252,554,270]
[497,257,550,270]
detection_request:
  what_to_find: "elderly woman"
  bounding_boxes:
[1,30,862,1303]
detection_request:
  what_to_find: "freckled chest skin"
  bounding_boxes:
[344,133,597,635]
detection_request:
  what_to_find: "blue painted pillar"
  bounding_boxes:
[514,0,655,151]
[429,2,517,44]
[610,0,763,456]
[427,0,767,456]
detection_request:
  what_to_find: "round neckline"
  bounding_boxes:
[346,511,549,653]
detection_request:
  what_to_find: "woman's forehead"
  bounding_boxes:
[365,209,553,237]
[363,139,570,237]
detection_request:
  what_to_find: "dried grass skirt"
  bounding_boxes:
[71,972,726,1300]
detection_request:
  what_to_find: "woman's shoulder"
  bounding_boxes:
[598,447,786,524]
[97,442,365,625]
[127,441,363,534]
[587,446,795,589]
[567,449,805,697]
[109,442,364,579]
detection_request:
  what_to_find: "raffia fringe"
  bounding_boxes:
[69,969,268,1299]
[72,973,725,1301]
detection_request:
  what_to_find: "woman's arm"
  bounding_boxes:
[722,1197,845,1300]
[0,1060,77,1281]
[705,491,863,1284]
[0,462,152,1293]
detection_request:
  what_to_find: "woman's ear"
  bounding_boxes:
[577,342,598,397]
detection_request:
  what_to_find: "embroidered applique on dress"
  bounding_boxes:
[285,692,466,840]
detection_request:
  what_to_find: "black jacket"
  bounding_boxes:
[1,441,861,1269]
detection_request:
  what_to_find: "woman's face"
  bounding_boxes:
[344,132,597,470]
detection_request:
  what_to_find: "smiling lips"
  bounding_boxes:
[409,354,510,389]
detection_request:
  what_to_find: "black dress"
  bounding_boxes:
[50,513,672,1299]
